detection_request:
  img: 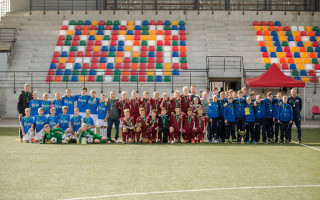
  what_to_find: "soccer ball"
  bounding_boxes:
[87,135,93,144]
[50,137,57,144]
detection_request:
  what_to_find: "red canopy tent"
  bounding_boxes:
[245,64,305,88]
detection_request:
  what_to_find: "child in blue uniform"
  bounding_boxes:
[53,92,63,116]
[224,96,236,143]
[234,90,246,142]
[278,96,293,144]
[74,87,90,118]
[208,95,220,143]
[273,92,283,143]
[62,88,77,117]
[88,90,100,132]
[70,108,83,141]
[218,92,226,142]
[34,108,47,142]
[29,91,41,119]
[98,94,109,137]
[244,97,255,143]
[47,107,59,129]
[41,93,51,118]
[254,95,267,143]
[264,92,275,143]
[83,109,96,133]
[20,108,34,143]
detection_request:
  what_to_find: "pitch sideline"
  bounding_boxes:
[62,185,320,200]
[292,141,320,152]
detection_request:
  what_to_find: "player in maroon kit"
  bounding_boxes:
[135,108,149,143]
[119,91,130,118]
[129,90,140,121]
[169,106,184,143]
[139,91,152,116]
[151,91,162,116]
[146,110,159,143]
[192,97,202,115]
[160,93,171,115]
[182,108,196,143]
[169,91,181,115]
[194,107,208,143]
[180,86,192,114]
[121,109,135,144]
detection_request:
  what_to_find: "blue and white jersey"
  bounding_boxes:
[62,96,77,115]
[88,97,100,115]
[58,114,71,131]
[29,99,41,117]
[98,101,109,120]
[47,115,59,128]
[41,100,51,115]
[34,115,47,132]
[53,99,64,116]
[21,116,34,133]
[83,117,94,127]
[71,115,82,132]
[74,94,90,113]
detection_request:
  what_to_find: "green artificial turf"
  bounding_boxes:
[0,128,319,200]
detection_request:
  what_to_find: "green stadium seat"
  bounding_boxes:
[70,46,77,51]
[147,75,154,82]
[156,63,163,69]
[142,25,149,30]
[69,20,76,25]
[114,20,120,25]
[181,57,187,63]
[157,46,163,51]
[291,70,299,76]
[106,20,112,25]
[81,69,88,75]
[114,69,121,76]
[66,35,73,40]
[113,75,120,82]
[312,58,319,64]
[132,57,139,63]
[141,40,148,46]
[285,31,292,36]
[130,76,138,82]
[142,30,149,35]
[265,63,271,69]
[96,75,103,82]
[103,35,110,40]
[313,26,319,31]
[307,47,314,52]
[179,20,185,25]
[164,25,171,30]
[72,69,80,76]
[172,41,179,46]
[281,41,289,46]
[164,76,171,82]
[77,20,84,25]
[108,52,115,57]
[140,57,147,63]
[63,75,69,82]
[64,40,71,46]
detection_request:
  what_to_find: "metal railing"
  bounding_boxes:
[0,69,208,94]
[29,0,319,15]
[0,28,17,65]
[206,56,244,73]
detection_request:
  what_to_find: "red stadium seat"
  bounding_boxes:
[179,30,186,35]
[284,26,290,31]
[139,76,146,82]
[58,35,65,40]
[82,63,89,69]
[148,63,154,69]
[268,21,274,26]
[101,51,108,57]
[157,20,164,25]
[58,63,65,69]
[260,21,267,26]
[123,63,130,69]
[172,63,179,69]
[53,51,60,57]
[115,63,122,69]
[76,51,84,57]
[181,63,187,69]
[69,52,76,57]
[252,21,259,26]
[92,57,99,63]
[51,57,58,63]
[140,63,147,69]
[105,25,112,30]
[149,46,155,51]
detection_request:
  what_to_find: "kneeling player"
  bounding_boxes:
[147,110,159,143]
[135,108,148,143]
[42,124,69,144]
[169,106,183,143]
[121,109,135,144]
[21,108,35,143]
[194,108,208,143]
[182,108,196,143]
[79,123,110,144]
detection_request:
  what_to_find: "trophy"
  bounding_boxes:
[76,132,80,144]
[238,130,246,144]
[81,136,87,144]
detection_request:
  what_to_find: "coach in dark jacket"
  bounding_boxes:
[17,83,33,141]
[107,90,121,141]
[288,88,302,143]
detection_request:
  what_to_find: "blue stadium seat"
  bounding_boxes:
[110,46,116,51]
[50,63,57,69]
[274,41,281,46]
[293,52,300,58]
[180,41,186,46]
[172,25,178,30]
[84,20,91,25]
[276,47,283,52]
[316,31,320,36]
[164,20,171,25]
[287,36,294,41]
[97,30,104,35]
[74,63,81,69]
[272,36,279,41]
[89,35,95,40]
[99,57,107,63]
[316,47,320,52]
[289,64,297,70]
[89,69,96,75]
[310,36,316,41]
[297,41,304,47]
[113,25,119,30]
[102,46,108,51]
[179,25,185,30]
[148,52,155,57]
[117,46,124,51]
[135,25,141,30]
[142,20,149,25]
[271,31,278,36]
[75,30,82,35]
[172,69,179,75]
[260,47,267,52]
[118,41,124,46]
[71,76,79,82]
[172,52,179,57]
[156,76,163,82]
[294,76,301,81]
[61,51,68,57]
[56,69,63,75]
[64,69,71,75]
[270,52,277,58]
[107,63,114,69]
[98,25,104,30]
[127,30,133,35]
[275,21,281,26]
[300,70,307,76]
[317,53,320,58]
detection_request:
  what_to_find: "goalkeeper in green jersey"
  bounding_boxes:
[80,123,112,144]
[42,124,70,144]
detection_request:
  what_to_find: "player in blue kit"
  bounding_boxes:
[34,107,47,142]
[98,94,109,137]
[88,90,100,132]
[47,107,59,129]
[83,109,96,133]
[41,93,51,118]
[53,92,63,116]
[29,91,41,119]
[62,88,77,117]
[21,108,35,143]
[74,87,90,118]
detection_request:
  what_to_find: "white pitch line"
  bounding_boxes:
[292,141,320,152]
[62,185,320,200]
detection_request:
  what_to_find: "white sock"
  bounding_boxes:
[104,128,107,137]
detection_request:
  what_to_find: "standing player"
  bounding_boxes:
[160,93,171,114]
[121,109,135,144]
[194,108,208,143]
[273,92,283,143]
[169,106,184,143]
[151,91,162,116]
[254,95,267,143]
[53,92,63,116]
[135,108,149,143]
[62,88,77,118]
[208,95,220,143]
[74,87,90,118]
[201,92,209,116]
[20,108,34,143]
[182,108,196,143]
[83,109,95,132]
[34,108,47,142]
[158,107,170,143]
[146,110,159,143]
[47,107,59,129]
[58,106,73,139]
[129,91,140,121]
[139,91,152,116]
[29,91,41,119]
[88,90,99,133]
[41,93,51,118]
[224,96,236,143]
[119,91,130,118]
[245,97,255,143]
[169,91,181,115]
[180,86,191,114]
[234,91,245,142]
[217,92,227,143]
[70,108,83,141]
[265,92,275,143]
[98,94,109,137]
[191,97,202,115]
[278,96,293,144]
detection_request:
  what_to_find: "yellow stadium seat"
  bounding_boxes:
[126,35,133,40]
[266,41,273,46]
[268,47,275,52]
[293,31,300,36]
[302,77,310,82]
[149,30,156,35]
[93,46,101,51]
[261,26,268,31]
[265,36,272,41]
[171,20,178,25]
[127,25,134,30]
[89,30,96,35]
[305,26,312,31]
[279,36,287,41]
[125,46,132,51]
[297,64,305,70]
[59,57,66,63]
[128,20,134,25]
[304,41,311,47]
[164,71,171,76]
[278,31,285,36]
[304,58,311,64]
[147,69,154,76]
[301,52,309,58]
[164,63,171,69]
[254,26,261,31]
[91,20,98,25]
[95,35,102,40]
[149,35,156,40]
[278,52,285,58]
[317,36,320,42]
[132,51,139,57]
[264,58,271,63]
[291,47,298,52]
[79,75,86,82]
[141,35,148,40]
[119,30,126,35]
[295,58,303,64]
[116,57,122,63]
[67,30,74,35]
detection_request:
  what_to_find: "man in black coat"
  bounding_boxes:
[17,83,33,142]
[288,88,303,144]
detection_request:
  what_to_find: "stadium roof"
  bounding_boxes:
[245,63,305,88]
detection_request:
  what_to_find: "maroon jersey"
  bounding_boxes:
[135,116,148,131]
[119,99,130,118]
[169,98,181,114]
[192,104,202,115]
[151,98,162,115]
[180,94,191,113]
[161,99,171,112]
[129,97,140,118]
[139,98,152,116]
[121,116,135,128]
[146,116,158,131]
[195,115,208,132]
[183,115,195,131]
[170,113,184,130]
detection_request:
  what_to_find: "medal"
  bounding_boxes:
[162,115,166,128]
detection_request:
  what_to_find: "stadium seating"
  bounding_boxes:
[50,20,187,82]
[255,21,320,83]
